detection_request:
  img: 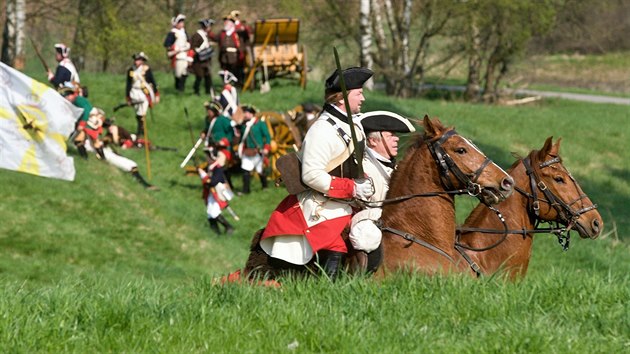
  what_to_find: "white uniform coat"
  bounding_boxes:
[260,104,365,264]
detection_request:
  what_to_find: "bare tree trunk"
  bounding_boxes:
[482,54,499,103]
[73,0,90,71]
[464,20,482,102]
[360,0,374,90]
[372,0,394,94]
[2,0,25,68]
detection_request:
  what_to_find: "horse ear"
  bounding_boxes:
[423,115,441,138]
[550,137,562,156]
[538,136,554,159]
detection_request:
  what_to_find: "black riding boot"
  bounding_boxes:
[95,146,106,160]
[242,171,251,194]
[260,172,268,189]
[181,75,188,92]
[136,115,145,137]
[216,214,234,235]
[208,218,220,234]
[204,75,212,95]
[193,76,202,95]
[317,250,344,281]
[76,143,88,159]
[131,167,157,190]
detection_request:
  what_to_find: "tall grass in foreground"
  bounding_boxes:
[1,270,628,353]
[0,69,628,352]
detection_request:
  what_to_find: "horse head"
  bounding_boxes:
[521,137,602,239]
[422,116,514,205]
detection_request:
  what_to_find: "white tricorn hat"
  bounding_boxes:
[171,14,186,26]
[357,110,416,133]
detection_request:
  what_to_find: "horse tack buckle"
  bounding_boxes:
[537,181,548,191]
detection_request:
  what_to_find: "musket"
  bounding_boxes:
[180,107,202,168]
[113,100,143,112]
[333,47,364,176]
[180,137,203,168]
[29,37,50,73]
[225,205,240,221]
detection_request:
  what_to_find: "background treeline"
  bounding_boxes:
[2,0,630,101]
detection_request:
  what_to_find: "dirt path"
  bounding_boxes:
[516,89,630,105]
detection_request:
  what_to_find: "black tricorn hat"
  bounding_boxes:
[325,67,373,93]
[242,104,257,114]
[132,52,148,61]
[199,18,215,28]
[204,100,222,114]
[358,110,416,133]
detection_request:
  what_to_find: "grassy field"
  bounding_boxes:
[0,68,628,352]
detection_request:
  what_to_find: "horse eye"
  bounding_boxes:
[554,176,565,184]
[455,148,467,154]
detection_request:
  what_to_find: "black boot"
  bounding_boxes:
[95,147,106,160]
[76,144,88,159]
[136,115,145,137]
[204,75,212,95]
[208,218,221,234]
[131,168,158,190]
[260,172,268,190]
[216,214,234,235]
[317,250,344,281]
[193,76,201,95]
[181,75,188,92]
[242,171,251,194]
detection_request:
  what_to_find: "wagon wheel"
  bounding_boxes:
[299,44,307,90]
[262,112,300,181]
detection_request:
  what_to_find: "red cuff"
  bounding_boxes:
[327,176,354,199]
[78,121,87,128]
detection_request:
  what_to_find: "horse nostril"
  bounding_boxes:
[501,176,514,191]
[592,219,601,233]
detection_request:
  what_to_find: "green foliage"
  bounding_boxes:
[0,69,628,351]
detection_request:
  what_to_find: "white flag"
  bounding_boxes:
[0,62,83,181]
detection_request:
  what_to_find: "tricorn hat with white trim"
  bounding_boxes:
[358,110,416,133]
[171,14,186,26]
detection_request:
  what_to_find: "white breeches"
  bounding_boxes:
[174,60,188,77]
[129,88,149,116]
[206,195,222,219]
[241,154,263,173]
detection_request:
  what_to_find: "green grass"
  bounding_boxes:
[0,68,628,352]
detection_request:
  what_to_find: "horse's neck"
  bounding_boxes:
[461,160,537,276]
[384,146,456,245]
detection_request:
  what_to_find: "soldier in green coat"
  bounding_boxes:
[237,105,271,194]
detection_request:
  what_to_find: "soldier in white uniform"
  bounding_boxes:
[126,52,159,137]
[163,14,192,92]
[350,110,416,273]
[257,67,375,280]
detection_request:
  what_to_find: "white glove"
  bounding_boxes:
[353,178,375,200]
[350,209,383,252]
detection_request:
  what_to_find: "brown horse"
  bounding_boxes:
[242,117,514,280]
[368,117,514,277]
[455,137,603,279]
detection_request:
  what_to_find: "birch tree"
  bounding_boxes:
[359,0,374,90]
[371,0,457,97]
[1,0,26,68]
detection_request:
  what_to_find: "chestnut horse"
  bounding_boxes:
[455,137,603,279]
[367,117,514,277]
[242,117,514,280]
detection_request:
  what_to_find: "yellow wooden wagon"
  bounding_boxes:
[243,18,308,91]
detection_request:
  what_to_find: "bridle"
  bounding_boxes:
[372,129,501,268]
[359,129,495,207]
[455,154,598,276]
[427,129,492,199]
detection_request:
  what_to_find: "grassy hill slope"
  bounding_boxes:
[0,70,628,352]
